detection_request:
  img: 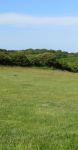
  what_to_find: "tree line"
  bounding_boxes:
[0,48,78,72]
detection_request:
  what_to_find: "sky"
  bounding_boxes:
[0,0,78,52]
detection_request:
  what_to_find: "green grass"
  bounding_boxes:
[0,66,78,150]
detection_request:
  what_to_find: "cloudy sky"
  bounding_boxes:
[0,0,78,52]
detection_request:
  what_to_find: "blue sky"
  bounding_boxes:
[0,0,78,52]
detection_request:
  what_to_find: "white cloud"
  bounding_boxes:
[0,13,78,27]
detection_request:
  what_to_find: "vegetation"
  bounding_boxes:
[0,48,78,72]
[0,66,78,149]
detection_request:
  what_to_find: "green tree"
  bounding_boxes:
[10,53,30,66]
[38,53,56,66]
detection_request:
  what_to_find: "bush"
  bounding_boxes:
[38,53,56,67]
[30,56,42,66]
[10,53,30,66]
[0,52,11,65]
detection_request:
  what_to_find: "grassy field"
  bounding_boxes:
[0,66,78,150]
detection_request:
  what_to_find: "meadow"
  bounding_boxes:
[0,66,78,150]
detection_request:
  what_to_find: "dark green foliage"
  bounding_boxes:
[0,49,7,54]
[56,59,78,72]
[0,48,78,72]
[38,53,56,67]
[0,52,12,65]
[55,53,68,59]
[55,50,62,53]
[10,53,30,66]
[30,56,42,66]
[30,53,56,67]
[23,48,55,55]
[56,60,69,70]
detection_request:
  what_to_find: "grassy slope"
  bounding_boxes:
[0,67,78,150]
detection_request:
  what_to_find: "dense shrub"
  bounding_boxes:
[38,53,56,66]
[31,56,42,67]
[57,60,69,69]
[0,52,11,65]
[10,53,30,66]
[55,53,68,59]
[56,59,78,72]
[0,49,78,73]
